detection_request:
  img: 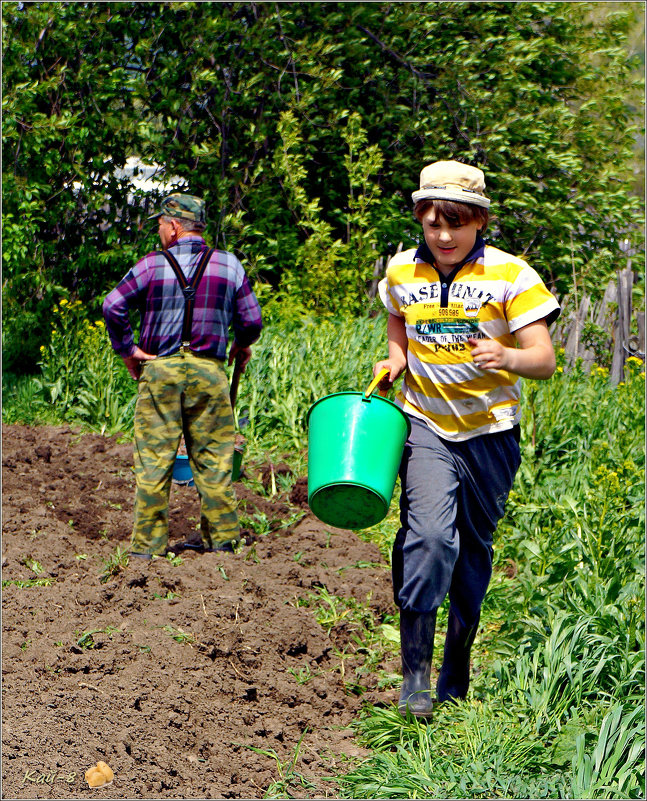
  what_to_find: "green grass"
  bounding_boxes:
[244,729,316,798]
[2,577,56,589]
[161,625,196,646]
[293,586,400,697]
[2,311,644,799]
[334,354,645,800]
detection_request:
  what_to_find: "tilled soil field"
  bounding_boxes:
[2,424,399,799]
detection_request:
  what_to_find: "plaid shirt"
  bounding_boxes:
[103,236,262,359]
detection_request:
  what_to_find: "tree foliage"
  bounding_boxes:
[3,1,643,371]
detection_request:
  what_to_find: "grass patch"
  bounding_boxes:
[244,729,315,799]
[161,625,195,646]
[99,545,129,583]
[3,577,56,588]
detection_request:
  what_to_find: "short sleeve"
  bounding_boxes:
[378,277,403,317]
[505,264,561,332]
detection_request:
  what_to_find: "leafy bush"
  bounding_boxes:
[32,299,136,437]
[3,3,644,371]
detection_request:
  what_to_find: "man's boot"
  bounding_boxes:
[436,608,479,703]
[398,609,436,718]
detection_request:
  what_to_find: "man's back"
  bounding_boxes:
[103,235,262,360]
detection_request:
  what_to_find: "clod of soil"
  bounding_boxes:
[2,424,396,798]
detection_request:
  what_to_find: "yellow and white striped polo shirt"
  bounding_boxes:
[379,241,560,441]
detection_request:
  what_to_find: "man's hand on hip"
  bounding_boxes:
[123,347,156,380]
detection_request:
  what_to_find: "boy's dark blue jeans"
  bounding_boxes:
[393,416,521,628]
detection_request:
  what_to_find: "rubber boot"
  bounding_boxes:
[436,608,479,703]
[398,609,436,718]
[167,539,236,555]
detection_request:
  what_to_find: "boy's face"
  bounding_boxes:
[421,208,481,274]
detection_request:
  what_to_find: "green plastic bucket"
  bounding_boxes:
[307,376,411,530]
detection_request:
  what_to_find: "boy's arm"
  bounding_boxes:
[374,313,408,388]
[468,319,556,380]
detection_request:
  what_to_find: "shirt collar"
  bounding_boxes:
[415,234,486,273]
[168,234,206,250]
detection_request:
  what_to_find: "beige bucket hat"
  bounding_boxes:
[411,160,490,208]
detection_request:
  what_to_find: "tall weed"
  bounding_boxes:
[7,299,137,436]
[337,351,645,799]
[236,315,389,455]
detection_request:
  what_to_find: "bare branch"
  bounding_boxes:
[357,25,436,82]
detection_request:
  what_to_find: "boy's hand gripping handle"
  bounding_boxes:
[365,367,390,399]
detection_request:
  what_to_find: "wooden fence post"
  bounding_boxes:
[368,242,403,301]
[610,267,634,385]
[564,294,590,367]
[367,255,384,301]
[634,312,645,358]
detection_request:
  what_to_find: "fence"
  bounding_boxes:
[552,267,644,384]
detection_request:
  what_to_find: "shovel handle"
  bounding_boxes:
[229,354,244,408]
[365,367,390,398]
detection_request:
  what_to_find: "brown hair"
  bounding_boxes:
[413,199,489,232]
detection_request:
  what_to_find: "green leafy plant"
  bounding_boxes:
[99,545,129,584]
[74,625,119,651]
[152,590,179,601]
[244,543,260,564]
[244,729,315,799]
[21,556,43,575]
[34,301,136,435]
[161,625,195,646]
[239,511,273,538]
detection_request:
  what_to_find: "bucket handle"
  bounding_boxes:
[364,367,390,400]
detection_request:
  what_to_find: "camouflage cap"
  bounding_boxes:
[148,193,206,223]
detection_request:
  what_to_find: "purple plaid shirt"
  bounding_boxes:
[103,236,262,359]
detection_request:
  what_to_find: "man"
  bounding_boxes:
[103,193,262,557]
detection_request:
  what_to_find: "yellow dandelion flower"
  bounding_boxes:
[59,299,68,306]
[557,366,563,373]
[626,356,643,365]
[95,320,105,328]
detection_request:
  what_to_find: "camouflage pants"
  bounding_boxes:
[131,351,239,555]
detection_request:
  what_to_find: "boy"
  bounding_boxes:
[375,160,560,717]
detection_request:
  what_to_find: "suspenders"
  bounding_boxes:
[160,247,214,352]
